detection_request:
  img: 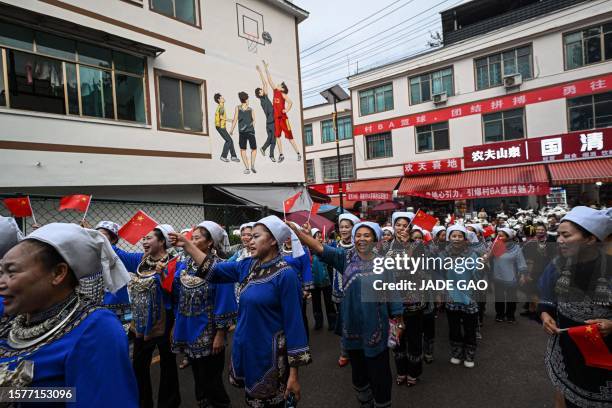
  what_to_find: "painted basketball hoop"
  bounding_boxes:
[262,31,272,45]
[246,34,258,53]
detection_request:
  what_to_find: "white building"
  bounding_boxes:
[341,0,612,215]
[0,0,313,229]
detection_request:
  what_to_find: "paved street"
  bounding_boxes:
[152,302,555,408]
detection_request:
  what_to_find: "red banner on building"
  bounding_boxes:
[409,183,550,201]
[464,128,612,169]
[353,74,612,136]
[403,157,462,175]
[309,182,351,196]
[346,192,392,201]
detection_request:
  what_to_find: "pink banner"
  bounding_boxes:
[404,183,550,201]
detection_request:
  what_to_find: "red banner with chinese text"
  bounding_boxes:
[402,183,550,201]
[403,157,463,175]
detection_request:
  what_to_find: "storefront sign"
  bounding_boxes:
[463,128,612,169]
[403,157,462,175]
[309,182,351,196]
[407,183,550,201]
[346,192,392,201]
[354,74,612,136]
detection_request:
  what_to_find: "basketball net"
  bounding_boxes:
[246,35,258,54]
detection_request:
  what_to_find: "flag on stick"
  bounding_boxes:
[118,210,158,245]
[490,236,506,257]
[283,191,303,219]
[483,225,496,238]
[412,209,438,232]
[3,197,33,218]
[307,203,321,224]
[161,256,180,293]
[567,324,612,370]
[59,194,92,213]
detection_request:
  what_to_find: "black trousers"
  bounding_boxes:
[347,348,392,408]
[446,309,477,362]
[261,121,276,157]
[132,315,181,408]
[216,126,236,159]
[190,351,231,407]
[393,309,423,378]
[494,281,517,319]
[423,311,435,357]
[311,285,336,329]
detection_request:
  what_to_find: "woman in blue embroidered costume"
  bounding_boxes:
[437,225,481,368]
[331,213,361,367]
[422,225,446,364]
[309,228,336,331]
[168,221,237,408]
[119,224,181,408]
[538,206,611,408]
[0,223,136,407]
[228,223,255,262]
[290,220,404,408]
[0,216,24,319]
[383,212,427,387]
[170,215,311,408]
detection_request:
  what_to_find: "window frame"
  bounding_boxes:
[321,154,354,182]
[473,44,533,91]
[321,115,352,143]
[563,21,612,71]
[566,91,612,131]
[481,108,526,143]
[304,123,313,146]
[408,66,454,106]
[415,122,450,154]
[154,68,208,136]
[358,83,394,117]
[120,0,144,7]
[149,0,202,29]
[365,132,393,160]
[0,25,150,125]
[305,159,316,183]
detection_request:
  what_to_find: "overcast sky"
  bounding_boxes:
[296,0,467,106]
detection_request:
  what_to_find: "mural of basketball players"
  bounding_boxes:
[262,60,301,163]
[229,92,257,174]
[214,93,240,163]
[256,65,276,162]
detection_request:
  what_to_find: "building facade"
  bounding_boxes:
[338,0,612,215]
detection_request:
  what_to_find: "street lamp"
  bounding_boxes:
[320,85,350,215]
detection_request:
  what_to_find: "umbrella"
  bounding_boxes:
[372,202,400,211]
[286,211,335,233]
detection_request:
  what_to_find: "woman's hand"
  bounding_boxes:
[301,222,312,236]
[541,312,560,335]
[212,330,226,354]
[169,232,189,248]
[585,319,612,337]
[285,368,301,401]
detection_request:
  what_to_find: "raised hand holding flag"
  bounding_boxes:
[118,210,158,245]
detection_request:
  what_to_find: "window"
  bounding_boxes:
[567,92,612,131]
[564,22,612,70]
[304,124,313,146]
[366,132,393,159]
[306,159,315,183]
[321,154,354,182]
[475,46,532,90]
[416,123,450,153]
[409,68,453,105]
[359,84,393,116]
[321,116,352,143]
[0,23,147,122]
[151,0,198,25]
[156,71,205,133]
[483,108,525,143]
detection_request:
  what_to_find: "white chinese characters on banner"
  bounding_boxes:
[580,132,604,152]
[541,138,562,156]
[471,146,521,162]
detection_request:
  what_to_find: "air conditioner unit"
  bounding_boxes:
[504,73,523,89]
[432,92,448,104]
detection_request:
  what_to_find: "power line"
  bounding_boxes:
[300,0,406,54]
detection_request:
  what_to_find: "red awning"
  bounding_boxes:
[372,201,401,211]
[345,177,401,201]
[398,164,549,201]
[329,197,357,209]
[548,158,612,185]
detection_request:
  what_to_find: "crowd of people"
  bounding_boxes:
[0,203,609,408]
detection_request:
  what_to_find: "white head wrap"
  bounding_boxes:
[561,206,612,242]
[466,223,484,235]
[351,221,383,243]
[311,228,321,237]
[338,213,360,226]
[466,230,479,243]
[26,223,130,294]
[446,225,468,240]
[239,222,255,233]
[255,215,305,258]
[154,224,175,249]
[0,217,23,258]
[95,221,120,239]
[180,228,192,234]
[392,212,414,227]
[197,221,231,253]
[382,226,394,235]
[498,227,516,240]
[432,226,446,239]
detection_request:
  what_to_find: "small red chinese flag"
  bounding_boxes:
[118,210,158,245]
[423,231,432,243]
[490,236,507,257]
[483,225,496,238]
[568,324,612,370]
[412,210,437,232]
[3,197,33,217]
[449,214,456,225]
[310,203,322,216]
[184,227,195,241]
[161,256,179,293]
[283,191,303,213]
[59,194,91,212]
